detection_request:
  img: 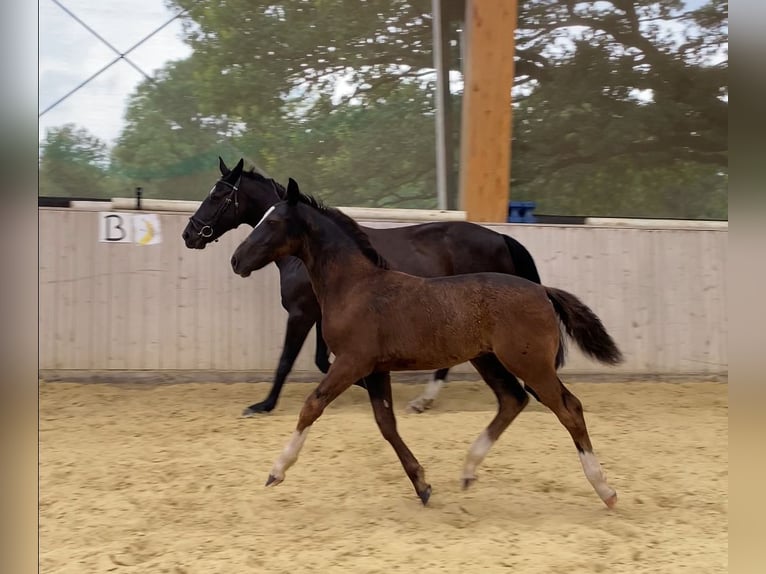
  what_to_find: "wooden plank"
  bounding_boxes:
[681,231,703,372]
[72,212,95,368]
[699,230,727,373]
[193,247,216,371]
[54,211,75,368]
[140,237,163,370]
[209,240,232,370]
[458,0,518,222]
[176,231,197,369]
[159,216,181,369]
[227,234,246,371]
[38,211,58,370]
[107,239,132,370]
[715,231,728,370]
[630,228,653,374]
[598,227,630,374]
[126,243,145,368]
[91,225,112,369]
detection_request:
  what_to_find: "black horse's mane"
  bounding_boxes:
[242,167,286,198]
[296,192,390,270]
[241,167,388,269]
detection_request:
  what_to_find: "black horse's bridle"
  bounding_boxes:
[188,176,241,239]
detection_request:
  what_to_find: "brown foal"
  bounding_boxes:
[231,179,624,508]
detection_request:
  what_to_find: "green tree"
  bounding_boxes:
[511,38,727,218]
[161,0,726,215]
[98,0,726,218]
[39,124,115,198]
[247,81,439,208]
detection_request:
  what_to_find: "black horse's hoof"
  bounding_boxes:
[242,403,274,417]
[418,485,432,506]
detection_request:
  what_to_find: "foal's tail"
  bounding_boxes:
[544,286,624,369]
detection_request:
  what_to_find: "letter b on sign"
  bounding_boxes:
[98,213,133,243]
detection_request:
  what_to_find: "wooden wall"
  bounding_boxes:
[39,209,727,377]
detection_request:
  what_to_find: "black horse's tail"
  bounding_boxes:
[544,286,624,369]
[503,234,541,284]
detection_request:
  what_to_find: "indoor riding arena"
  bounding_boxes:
[39,212,728,574]
[39,1,727,571]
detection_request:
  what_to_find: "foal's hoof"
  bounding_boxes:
[604,492,618,509]
[242,403,273,417]
[418,485,432,506]
[265,474,283,487]
[461,477,477,490]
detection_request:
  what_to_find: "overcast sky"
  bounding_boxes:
[39,0,191,146]
[38,0,716,150]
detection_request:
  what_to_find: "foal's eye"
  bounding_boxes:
[267,219,278,226]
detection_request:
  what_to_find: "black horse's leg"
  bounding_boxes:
[313,316,331,374]
[242,312,316,416]
[407,368,450,413]
[367,372,432,504]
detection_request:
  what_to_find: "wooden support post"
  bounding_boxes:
[458,0,518,223]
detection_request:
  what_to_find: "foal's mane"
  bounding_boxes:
[295,192,390,270]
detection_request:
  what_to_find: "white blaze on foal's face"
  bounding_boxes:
[253,205,276,229]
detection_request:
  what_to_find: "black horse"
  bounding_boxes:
[182,158,542,416]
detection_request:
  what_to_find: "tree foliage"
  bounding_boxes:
[39,0,727,219]
[39,124,115,198]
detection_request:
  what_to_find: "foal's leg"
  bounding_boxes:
[265,357,372,486]
[407,368,449,414]
[242,311,316,416]
[366,372,432,504]
[520,369,617,508]
[462,355,529,488]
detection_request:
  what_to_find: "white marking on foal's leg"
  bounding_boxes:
[461,429,495,488]
[578,450,617,508]
[267,427,310,486]
[407,378,444,413]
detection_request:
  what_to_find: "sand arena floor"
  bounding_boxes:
[39,379,727,573]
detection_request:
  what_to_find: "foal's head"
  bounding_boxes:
[182,157,284,249]
[230,178,388,278]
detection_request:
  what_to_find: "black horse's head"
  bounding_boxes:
[230,178,306,277]
[182,157,245,248]
[182,157,284,249]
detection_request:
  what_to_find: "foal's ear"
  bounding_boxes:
[218,156,230,176]
[286,178,300,205]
